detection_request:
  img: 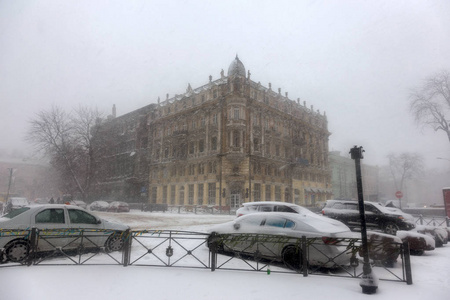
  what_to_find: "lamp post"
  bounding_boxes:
[350,146,378,294]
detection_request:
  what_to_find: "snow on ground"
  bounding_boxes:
[2,210,450,300]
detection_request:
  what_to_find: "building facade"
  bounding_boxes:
[328,151,379,201]
[95,57,332,208]
[147,57,331,209]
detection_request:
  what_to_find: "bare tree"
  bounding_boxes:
[410,70,450,142]
[387,152,424,205]
[27,105,103,200]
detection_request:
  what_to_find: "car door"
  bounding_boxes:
[258,216,295,258]
[364,203,382,230]
[32,207,70,252]
[67,208,105,249]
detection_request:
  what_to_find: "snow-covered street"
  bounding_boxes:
[2,210,450,300]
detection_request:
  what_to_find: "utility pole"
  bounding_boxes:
[350,146,378,294]
[4,168,14,213]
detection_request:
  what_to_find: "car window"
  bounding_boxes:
[35,209,65,224]
[264,216,287,228]
[259,205,273,212]
[364,204,378,213]
[332,202,344,209]
[68,209,98,224]
[345,203,358,211]
[285,219,295,229]
[2,207,30,219]
[274,205,296,213]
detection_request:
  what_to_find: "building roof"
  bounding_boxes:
[227,55,246,77]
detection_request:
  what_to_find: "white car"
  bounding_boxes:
[0,204,129,262]
[236,201,317,217]
[208,212,353,269]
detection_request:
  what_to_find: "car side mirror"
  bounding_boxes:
[233,223,241,230]
[96,219,102,224]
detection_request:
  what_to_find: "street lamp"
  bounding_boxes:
[350,146,378,294]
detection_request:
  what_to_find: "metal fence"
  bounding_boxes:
[414,215,450,227]
[0,228,412,284]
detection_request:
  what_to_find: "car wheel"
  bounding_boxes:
[5,240,29,262]
[282,245,303,270]
[105,233,125,252]
[384,222,399,235]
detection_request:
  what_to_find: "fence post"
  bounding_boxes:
[209,232,218,272]
[419,214,424,225]
[403,241,413,285]
[122,229,132,267]
[27,227,38,266]
[302,236,308,277]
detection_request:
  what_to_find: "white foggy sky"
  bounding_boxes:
[1,0,450,169]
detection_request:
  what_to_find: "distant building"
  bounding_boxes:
[328,151,379,201]
[94,57,332,208]
[0,158,56,203]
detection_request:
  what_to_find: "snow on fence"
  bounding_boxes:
[0,228,412,284]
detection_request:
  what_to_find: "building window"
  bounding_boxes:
[275,186,281,202]
[276,144,280,156]
[233,130,240,147]
[201,95,205,103]
[208,183,216,205]
[151,187,157,204]
[211,136,217,150]
[253,183,261,202]
[213,114,218,124]
[213,90,218,98]
[189,142,195,154]
[163,186,168,204]
[265,185,271,201]
[294,189,300,205]
[171,186,176,204]
[198,183,204,205]
[188,184,194,205]
[254,138,260,151]
[179,186,185,205]
[199,163,205,175]
[201,117,206,127]
[188,164,195,176]
[234,107,240,120]
[199,140,204,152]
[285,188,290,203]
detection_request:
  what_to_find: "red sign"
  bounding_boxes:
[443,188,450,218]
[395,191,403,199]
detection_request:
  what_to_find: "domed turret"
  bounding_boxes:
[227,55,246,77]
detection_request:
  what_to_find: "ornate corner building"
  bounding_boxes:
[94,57,332,209]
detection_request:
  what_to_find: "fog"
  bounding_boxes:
[1,0,450,169]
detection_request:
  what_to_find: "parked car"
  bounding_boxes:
[416,225,448,248]
[107,201,130,213]
[69,200,87,209]
[208,212,354,269]
[396,230,435,255]
[89,201,110,211]
[0,204,129,262]
[321,200,415,235]
[236,201,317,217]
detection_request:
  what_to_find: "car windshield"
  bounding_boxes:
[1,207,30,219]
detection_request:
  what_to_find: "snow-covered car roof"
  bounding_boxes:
[210,212,351,236]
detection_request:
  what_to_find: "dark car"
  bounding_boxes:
[107,201,130,213]
[321,200,415,235]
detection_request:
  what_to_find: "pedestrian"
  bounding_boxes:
[49,197,55,204]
